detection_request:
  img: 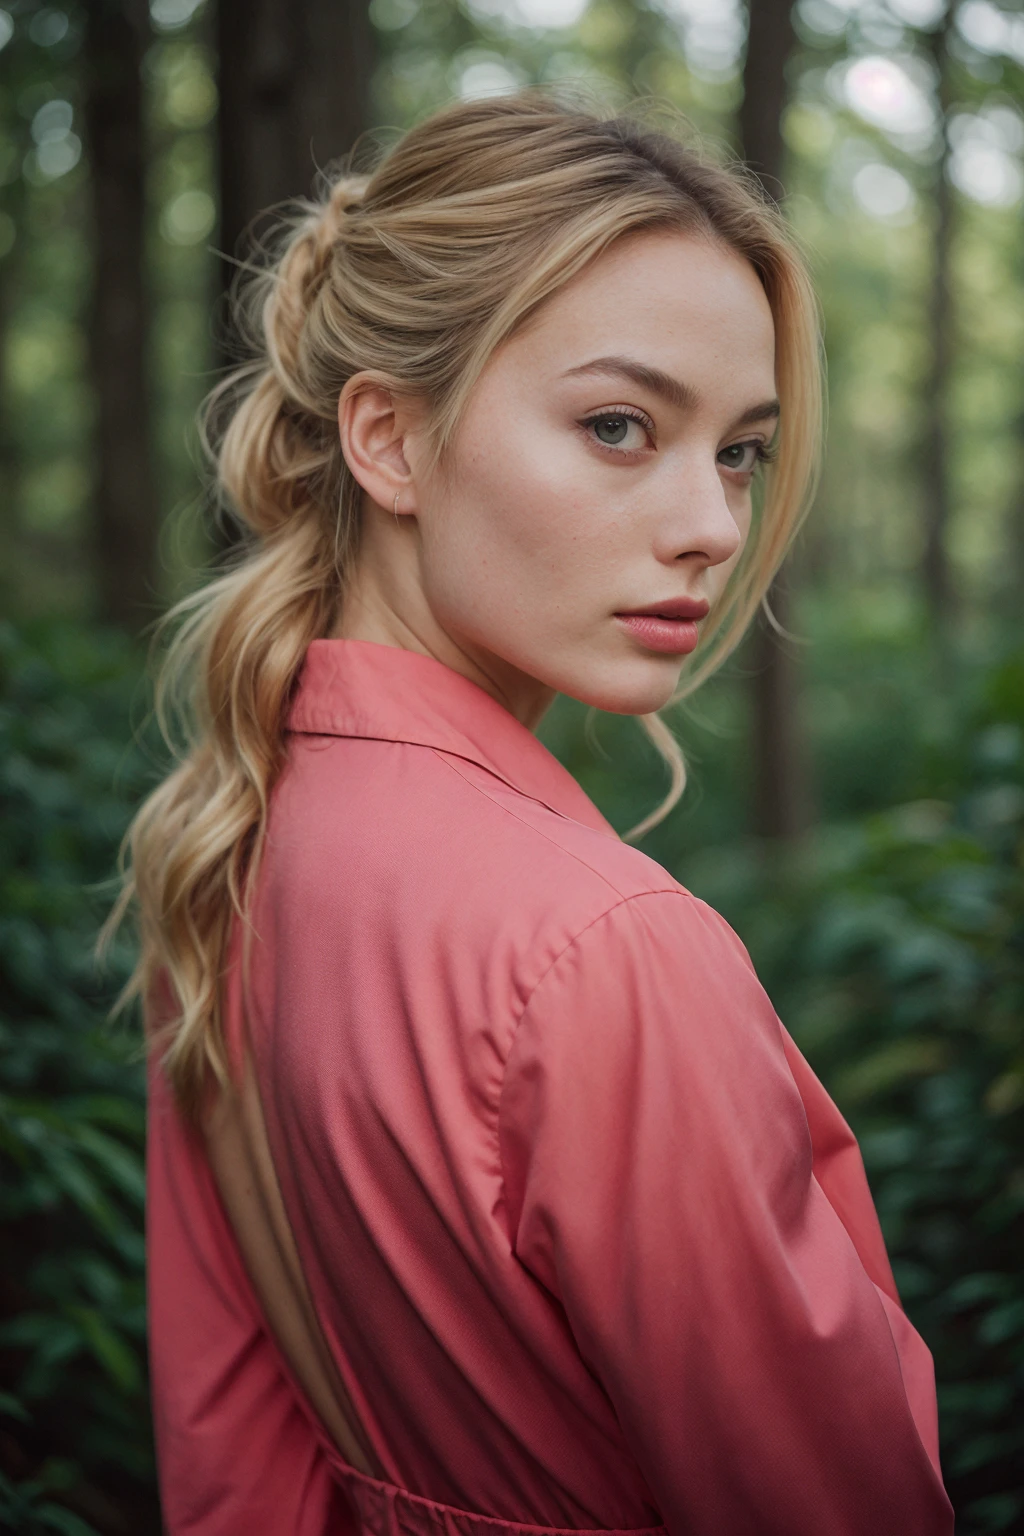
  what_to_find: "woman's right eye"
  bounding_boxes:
[581,410,653,452]
[595,415,630,444]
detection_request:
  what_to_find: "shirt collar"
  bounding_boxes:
[287,638,617,837]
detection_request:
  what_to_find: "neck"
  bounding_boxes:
[331,513,555,732]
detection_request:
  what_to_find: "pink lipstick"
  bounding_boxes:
[614,596,709,656]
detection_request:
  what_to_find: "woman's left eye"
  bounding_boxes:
[717,440,763,475]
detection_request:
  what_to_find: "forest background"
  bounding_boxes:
[1,0,1023,1530]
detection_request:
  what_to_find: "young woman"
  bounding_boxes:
[115,92,954,1534]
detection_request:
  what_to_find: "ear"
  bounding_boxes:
[338,374,425,517]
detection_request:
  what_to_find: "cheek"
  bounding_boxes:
[431,415,594,582]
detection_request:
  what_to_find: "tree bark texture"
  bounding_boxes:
[0,182,23,607]
[216,0,374,305]
[922,10,955,633]
[739,0,814,841]
[83,0,159,632]
[739,0,794,203]
[212,0,374,550]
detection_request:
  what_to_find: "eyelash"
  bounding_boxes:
[579,406,655,447]
[579,409,779,472]
[739,441,779,468]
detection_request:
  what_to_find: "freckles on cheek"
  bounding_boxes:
[459,420,583,559]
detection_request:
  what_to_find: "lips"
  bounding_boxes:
[615,597,710,622]
[614,605,707,657]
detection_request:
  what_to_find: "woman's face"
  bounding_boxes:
[345,228,779,726]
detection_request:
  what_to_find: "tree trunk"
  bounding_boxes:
[82,0,159,632]
[922,10,955,635]
[213,0,374,548]
[739,0,813,842]
[216,0,374,306]
[739,0,794,203]
[0,182,23,609]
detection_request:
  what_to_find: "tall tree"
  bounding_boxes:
[82,0,159,631]
[0,170,25,617]
[216,0,374,306]
[739,0,814,842]
[212,0,375,548]
[922,5,956,637]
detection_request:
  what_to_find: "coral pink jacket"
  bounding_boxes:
[147,637,954,1535]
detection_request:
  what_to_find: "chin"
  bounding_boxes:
[559,658,684,717]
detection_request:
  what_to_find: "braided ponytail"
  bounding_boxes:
[103,178,370,1111]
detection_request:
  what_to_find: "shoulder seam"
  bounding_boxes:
[513,888,693,1035]
[496,889,695,1236]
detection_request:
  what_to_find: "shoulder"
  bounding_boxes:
[496,886,798,1257]
[431,747,685,906]
[513,885,761,1035]
[271,728,687,933]
[497,890,794,1221]
[264,729,771,1081]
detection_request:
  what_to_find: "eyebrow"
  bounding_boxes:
[562,354,781,431]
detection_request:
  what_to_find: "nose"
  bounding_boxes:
[652,457,744,571]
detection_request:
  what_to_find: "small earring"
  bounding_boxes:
[393,490,401,524]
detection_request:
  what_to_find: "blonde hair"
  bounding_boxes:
[104,90,822,1117]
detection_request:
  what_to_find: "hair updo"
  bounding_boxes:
[105,90,822,1115]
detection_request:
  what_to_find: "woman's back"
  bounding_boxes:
[147,639,951,1534]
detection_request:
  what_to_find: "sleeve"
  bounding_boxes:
[497,892,954,1536]
[146,1050,348,1535]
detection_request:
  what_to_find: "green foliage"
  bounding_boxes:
[0,621,160,1534]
